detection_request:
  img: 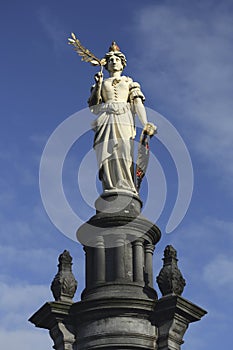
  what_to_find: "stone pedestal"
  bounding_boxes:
[77,192,161,299]
[74,192,161,349]
[29,192,207,350]
[71,297,157,349]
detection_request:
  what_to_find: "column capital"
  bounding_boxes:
[145,243,155,254]
[115,234,126,246]
[95,235,105,247]
[132,238,144,247]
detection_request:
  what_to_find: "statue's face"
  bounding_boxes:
[107,54,123,73]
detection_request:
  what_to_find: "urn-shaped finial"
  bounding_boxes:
[156,245,186,296]
[51,250,77,302]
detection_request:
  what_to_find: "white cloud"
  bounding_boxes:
[0,282,51,329]
[0,245,59,280]
[38,7,66,53]
[29,133,50,148]
[133,2,233,190]
[203,255,233,292]
[0,329,52,350]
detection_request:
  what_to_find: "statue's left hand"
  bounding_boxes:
[143,122,158,136]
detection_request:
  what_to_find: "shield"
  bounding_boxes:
[136,123,157,192]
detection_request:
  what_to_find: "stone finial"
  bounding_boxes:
[51,250,77,302]
[156,245,186,296]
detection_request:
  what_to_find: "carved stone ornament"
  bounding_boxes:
[156,245,186,296]
[51,250,77,302]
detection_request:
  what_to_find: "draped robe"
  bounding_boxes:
[90,76,145,193]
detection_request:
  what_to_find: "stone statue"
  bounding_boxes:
[68,35,157,194]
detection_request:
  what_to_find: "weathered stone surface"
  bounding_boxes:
[156,245,186,296]
[29,301,75,350]
[71,297,157,349]
[153,295,207,350]
[95,191,142,216]
[51,250,77,302]
[77,205,161,301]
[73,192,161,349]
[29,195,207,350]
[29,251,78,350]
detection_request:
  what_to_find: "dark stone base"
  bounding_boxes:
[95,191,142,217]
[29,192,207,350]
[75,191,161,349]
[81,282,157,301]
[77,211,161,248]
[77,191,160,248]
[71,297,157,350]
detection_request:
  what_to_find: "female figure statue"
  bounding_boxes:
[88,43,155,193]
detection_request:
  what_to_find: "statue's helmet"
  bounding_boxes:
[104,42,127,69]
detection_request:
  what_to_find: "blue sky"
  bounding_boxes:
[1,0,233,348]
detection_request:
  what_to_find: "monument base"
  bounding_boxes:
[29,192,207,350]
[71,296,157,349]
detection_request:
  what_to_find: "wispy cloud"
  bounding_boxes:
[203,255,233,293]
[0,245,59,283]
[133,2,233,191]
[0,329,53,350]
[0,282,51,329]
[37,7,66,53]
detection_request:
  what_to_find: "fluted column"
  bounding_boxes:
[115,235,126,280]
[84,246,92,289]
[125,239,133,282]
[145,244,155,288]
[132,239,144,283]
[94,236,105,283]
